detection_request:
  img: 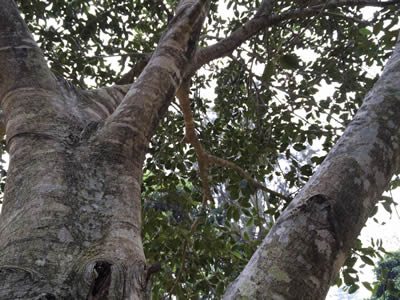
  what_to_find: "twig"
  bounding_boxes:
[168,80,290,297]
[116,53,152,85]
[207,154,291,201]
[176,81,213,204]
[322,11,370,26]
[177,81,289,202]
[167,81,212,297]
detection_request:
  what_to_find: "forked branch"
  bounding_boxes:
[169,82,290,296]
[176,83,289,202]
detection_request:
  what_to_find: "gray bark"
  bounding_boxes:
[0,0,209,298]
[223,38,400,299]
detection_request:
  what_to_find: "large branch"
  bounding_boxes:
[96,0,211,150]
[188,0,398,75]
[222,38,400,299]
[0,1,74,145]
[115,0,396,85]
[113,0,277,85]
[0,0,57,96]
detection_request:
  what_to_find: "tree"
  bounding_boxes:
[0,0,399,298]
[370,251,400,300]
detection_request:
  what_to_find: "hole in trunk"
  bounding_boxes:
[87,261,112,300]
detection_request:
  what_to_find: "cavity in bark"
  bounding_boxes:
[87,261,112,300]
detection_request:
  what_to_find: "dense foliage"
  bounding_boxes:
[1,0,398,297]
[370,251,400,300]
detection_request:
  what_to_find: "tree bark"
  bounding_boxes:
[0,0,209,298]
[223,38,400,299]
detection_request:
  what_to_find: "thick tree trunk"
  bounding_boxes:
[0,69,149,297]
[0,0,209,298]
[0,120,148,299]
[223,38,400,299]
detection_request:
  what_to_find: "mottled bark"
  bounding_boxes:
[0,0,209,299]
[223,39,400,299]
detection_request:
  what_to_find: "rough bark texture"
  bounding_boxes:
[223,39,400,299]
[0,0,209,298]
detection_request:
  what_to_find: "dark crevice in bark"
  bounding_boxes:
[87,261,112,300]
[79,121,104,143]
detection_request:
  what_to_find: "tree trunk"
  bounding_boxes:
[0,0,209,298]
[0,81,150,298]
[223,38,400,299]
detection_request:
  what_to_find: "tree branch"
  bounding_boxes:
[207,154,291,201]
[0,1,74,145]
[97,0,211,148]
[321,11,370,25]
[115,53,152,85]
[0,111,5,139]
[176,81,213,203]
[170,80,290,296]
[188,0,398,76]
[0,0,57,96]
[78,84,130,120]
[176,82,289,202]
[115,0,396,85]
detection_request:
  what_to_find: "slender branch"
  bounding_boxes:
[176,81,213,203]
[169,80,291,296]
[207,154,291,201]
[116,53,152,85]
[321,11,370,25]
[188,0,398,76]
[176,82,289,202]
[115,0,397,84]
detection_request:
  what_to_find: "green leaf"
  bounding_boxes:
[278,54,300,69]
[343,271,355,286]
[262,61,275,82]
[362,281,373,291]
[232,251,242,260]
[232,207,240,222]
[293,143,306,151]
[360,255,375,266]
[359,28,372,36]
[348,284,360,294]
